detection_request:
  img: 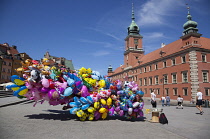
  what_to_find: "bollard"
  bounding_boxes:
[206,100,209,108]
[204,100,209,108]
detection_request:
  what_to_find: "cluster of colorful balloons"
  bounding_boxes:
[7,58,144,121]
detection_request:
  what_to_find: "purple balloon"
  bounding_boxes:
[40,87,50,93]
[109,106,115,116]
[81,85,90,97]
[94,111,101,120]
[119,110,124,117]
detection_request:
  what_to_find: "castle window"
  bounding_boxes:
[202,54,206,62]
[157,88,160,95]
[172,59,176,66]
[135,45,138,49]
[149,77,152,85]
[205,88,209,96]
[155,76,159,85]
[155,63,158,70]
[165,88,169,96]
[183,88,188,96]
[182,55,186,63]
[134,39,138,44]
[182,71,188,83]
[149,65,152,71]
[163,74,168,84]
[163,61,167,68]
[144,78,147,86]
[172,73,177,83]
[202,70,208,82]
[139,78,142,86]
[144,67,146,72]
[173,88,178,96]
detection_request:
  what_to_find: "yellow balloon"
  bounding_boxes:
[88,114,94,121]
[102,112,107,120]
[11,87,20,91]
[99,108,107,113]
[18,88,28,96]
[80,116,86,121]
[100,99,106,105]
[76,110,84,117]
[15,79,25,86]
[94,102,100,109]
[107,97,112,106]
[87,107,95,113]
[98,80,105,88]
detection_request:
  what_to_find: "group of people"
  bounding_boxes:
[150,88,204,115]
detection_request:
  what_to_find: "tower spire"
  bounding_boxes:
[127,3,141,36]
[182,5,198,35]
[132,3,135,22]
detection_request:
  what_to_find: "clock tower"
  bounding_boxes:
[124,3,144,69]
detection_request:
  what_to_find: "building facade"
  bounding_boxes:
[108,6,210,101]
[0,43,32,83]
[44,51,75,70]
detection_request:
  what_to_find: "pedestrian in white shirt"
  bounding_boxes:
[196,88,204,115]
[151,89,156,108]
[177,95,183,109]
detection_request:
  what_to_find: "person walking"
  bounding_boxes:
[150,89,157,108]
[166,94,170,106]
[196,88,204,115]
[176,95,183,109]
[161,95,166,107]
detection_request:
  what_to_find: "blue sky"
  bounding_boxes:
[1,0,210,76]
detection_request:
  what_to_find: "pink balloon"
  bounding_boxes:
[42,78,49,88]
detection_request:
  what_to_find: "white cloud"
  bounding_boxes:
[144,32,165,39]
[137,0,184,26]
[80,39,113,48]
[86,27,121,41]
[91,50,110,57]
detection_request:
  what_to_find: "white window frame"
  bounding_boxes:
[182,71,188,83]
[149,77,152,85]
[155,76,159,85]
[202,71,209,82]
[172,73,177,83]
[171,58,176,66]
[173,88,178,96]
[201,54,206,62]
[183,88,188,96]
[182,55,186,63]
[144,78,147,86]
[163,74,168,84]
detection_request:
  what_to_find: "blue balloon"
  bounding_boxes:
[62,87,73,96]
[69,102,79,107]
[70,107,80,114]
[74,97,82,106]
[80,97,88,104]
[86,96,94,104]
[136,90,144,96]
[81,104,90,110]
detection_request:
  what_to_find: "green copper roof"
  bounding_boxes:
[183,7,198,35]
[127,3,140,36]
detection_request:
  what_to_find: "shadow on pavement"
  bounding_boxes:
[24,109,77,121]
[24,109,147,122]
